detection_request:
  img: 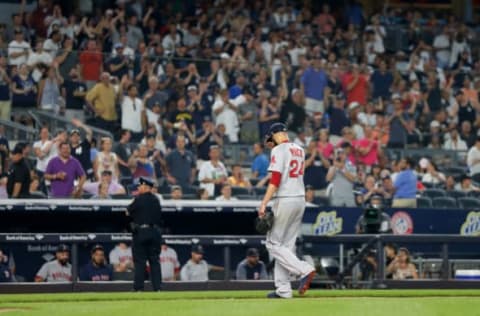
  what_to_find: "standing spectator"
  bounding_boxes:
[94,137,120,181]
[55,37,78,81]
[452,90,475,129]
[33,126,63,181]
[467,136,480,176]
[198,145,228,197]
[433,26,451,69]
[460,120,476,148]
[326,147,357,207]
[370,60,393,100]
[355,126,380,169]
[180,245,209,282]
[128,143,156,183]
[258,94,281,139]
[228,164,252,188]
[11,64,37,109]
[7,143,30,198]
[114,129,132,178]
[79,39,103,89]
[37,65,63,112]
[85,72,118,132]
[43,30,62,60]
[143,76,168,111]
[0,55,11,120]
[215,183,238,201]
[165,134,196,188]
[212,89,241,143]
[160,242,180,281]
[343,64,369,106]
[35,244,71,282]
[109,242,133,273]
[251,142,269,180]
[8,28,30,67]
[79,244,113,282]
[121,84,146,142]
[392,157,417,208]
[27,39,53,82]
[279,89,307,135]
[301,55,328,115]
[44,142,86,198]
[387,96,410,148]
[327,93,350,140]
[195,118,223,167]
[236,248,268,280]
[61,67,87,122]
[304,140,330,190]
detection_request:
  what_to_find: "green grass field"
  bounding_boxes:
[1,290,480,316]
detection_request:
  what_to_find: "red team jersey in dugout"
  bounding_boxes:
[268,142,306,197]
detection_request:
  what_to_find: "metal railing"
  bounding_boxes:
[28,110,113,140]
[0,118,38,144]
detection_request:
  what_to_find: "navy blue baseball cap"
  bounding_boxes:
[139,177,154,187]
[192,244,204,254]
[56,244,70,252]
[265,122,287,142]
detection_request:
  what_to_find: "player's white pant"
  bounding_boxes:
[266,197,315,298]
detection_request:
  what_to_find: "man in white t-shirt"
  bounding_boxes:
[212,89,250,143]
[121,84,145,142]
[33,126,58,176]
[467,136,480,176]
[159,242,180,281]
[8,29,30,67]
[198,145,228,197]
[35,244,72,282]
[109,242,133,272]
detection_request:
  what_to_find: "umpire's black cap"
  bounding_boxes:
[56,244,70,252]
[139,177,154,187]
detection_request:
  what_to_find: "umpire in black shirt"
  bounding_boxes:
[7,143,31,198]
[127,177,162,291]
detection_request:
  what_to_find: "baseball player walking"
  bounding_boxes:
[258,123,316,298]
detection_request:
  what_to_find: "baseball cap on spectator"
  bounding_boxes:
[430,121,440,129]
[114,43,124,49]
[454,90,464,97]
[340,142,352,149]
[56,244,70,253]
[192,244,204,254]
[13,28,22,35]
[246,248,259,257]
[187,85,197,91]
[91,244,104,254]
[348,102,360,111]
[291,88,300,96]
[106,9,114,16]
[380,170,391,180]
[220,52,230,59]
[460,174,472,182]
[171,185,182,192]
[139,177,155,187]
[70,129,80,136]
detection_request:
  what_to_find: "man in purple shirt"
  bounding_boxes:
[45,142,86,198]
[82,170,126,195]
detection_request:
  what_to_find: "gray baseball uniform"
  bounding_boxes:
[180,259,209,281]
[160,246,180,281]
[266,142,315,298]
[36,260,72,282]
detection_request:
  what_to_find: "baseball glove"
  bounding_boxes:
[255,211,274,234]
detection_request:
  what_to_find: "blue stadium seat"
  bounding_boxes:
[446,190,467,200]
[457,197,480,209]
[432,197,457,209]
[422,188,447,199]
[417,196,432,208]
[231,187,251,196]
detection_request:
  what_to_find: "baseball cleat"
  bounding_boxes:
[267,292,284,299]
[298,271,316,295]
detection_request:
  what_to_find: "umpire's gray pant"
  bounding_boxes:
[266,197,315,298]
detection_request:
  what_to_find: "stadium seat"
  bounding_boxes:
[231,187,251,196]
[467,191,480,198]
[253,187,267,196]
[417,196,432,208]
[432,197,457,209]
[111,194,130,199]
[472,173,480,185]
[236,194,255,200]
[446,190,467,200]
[182,186,199,195]
[422,188,447,199]
[457,197,480,209]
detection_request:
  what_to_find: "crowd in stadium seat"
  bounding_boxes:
[0,1,479,207]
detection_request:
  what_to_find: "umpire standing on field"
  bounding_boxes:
[127,177,162,291]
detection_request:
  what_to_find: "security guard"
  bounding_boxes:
[127,177,162,291]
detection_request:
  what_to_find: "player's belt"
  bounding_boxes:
[274,195,305,198]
